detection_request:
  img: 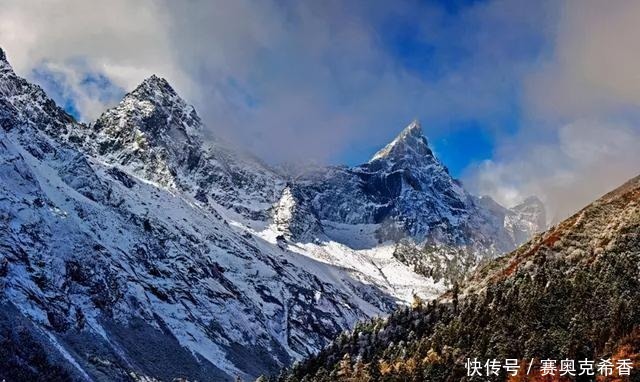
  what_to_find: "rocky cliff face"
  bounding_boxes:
[477,194,547,248]
[273,185,322,241]
[287,121,542,286]
[0,48,397,382]
[504,196,547,244]
[296,121,475,241]
[0,47,543,381]
[83,74,284,220]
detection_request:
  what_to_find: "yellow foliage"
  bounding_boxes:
[411,294,424,310]
[405,357,418,373]
[423,348,442,364]
[379,360,392,376]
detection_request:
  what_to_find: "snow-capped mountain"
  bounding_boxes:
[74,74,284,220]
[504,196,547,243]
[289,121,542,285]
[477,194,547,247]
[0,47,543,381]
[295,121,476,243]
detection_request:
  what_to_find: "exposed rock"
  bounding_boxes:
[0,48,544,381]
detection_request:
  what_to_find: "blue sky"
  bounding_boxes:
[2,0,640,218]
[324,0,547,174]
[25,0,552,178]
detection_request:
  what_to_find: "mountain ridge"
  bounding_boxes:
[0,47,547,381]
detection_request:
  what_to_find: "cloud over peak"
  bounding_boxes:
[0,0,638,219]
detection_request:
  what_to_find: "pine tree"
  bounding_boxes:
[337,353,352,379]
[352,358,370,381]
[452,281,459,314]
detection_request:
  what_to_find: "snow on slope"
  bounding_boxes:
[0,46,543,381]
[286,121,544,286]
[0,121,416,380]
[84,74,285,221]
[0,47,444,381]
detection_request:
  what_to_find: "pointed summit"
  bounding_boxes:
[401,119,423,136]
[370,120,433,162]
[99,74,203,139]
[127,74,182,105]
[90,74,205,187]
[136,74,173,92]
[0,47,13,72]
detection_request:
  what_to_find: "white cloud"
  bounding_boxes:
[525,0,640,120]
[0,0,637,219]
[0,0,195,121]
[0,0,551,162]
[467,0,640,219]
[0,1,176,84]
[467,120,640,221]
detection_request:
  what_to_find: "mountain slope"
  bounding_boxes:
[0,48,448,381]
[292,121,542,287]
[279,175,640,381]
[0,46,544,381]
[77,74,284,220]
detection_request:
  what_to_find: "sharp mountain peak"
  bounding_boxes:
[370,119,434,162]
[88,72,204,188]
[123,74,186,107]
[400,119,423,136]
[135,74,174,94]
[0,47,15,72]
[97,72,203,137]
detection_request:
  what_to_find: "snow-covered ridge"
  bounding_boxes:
[0,47,544,381]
